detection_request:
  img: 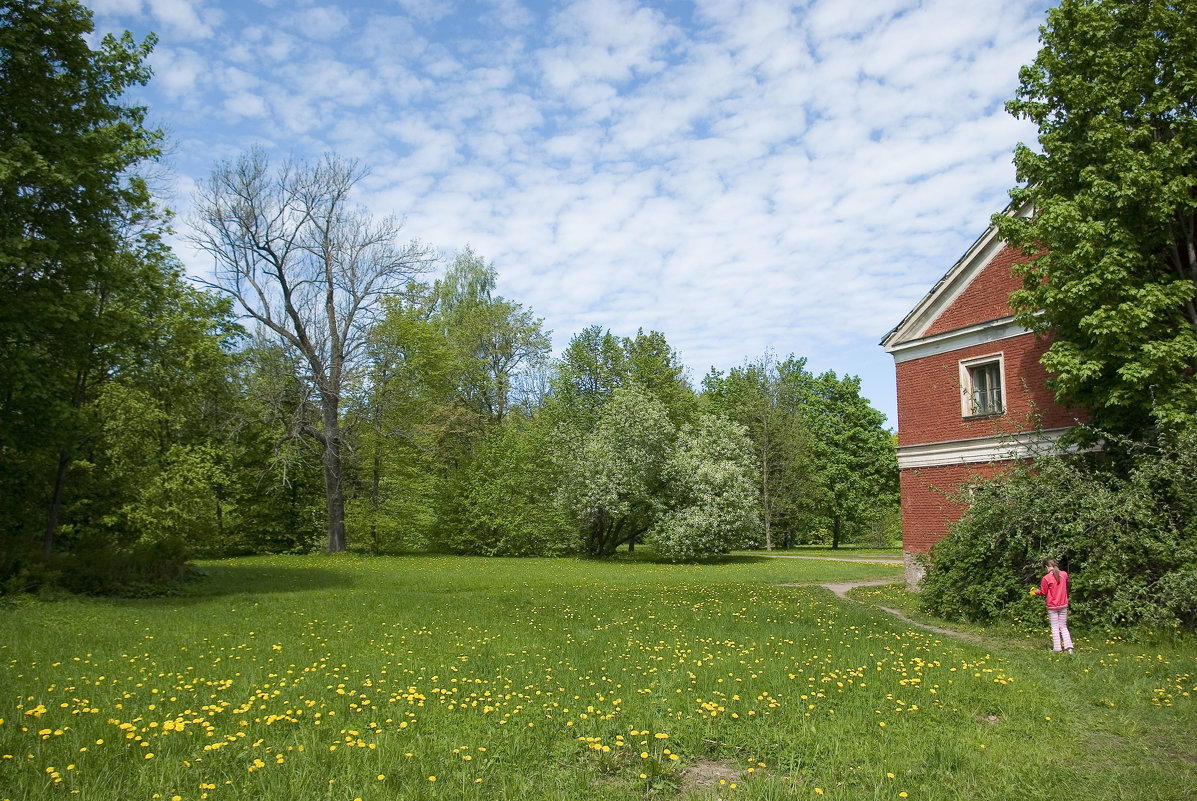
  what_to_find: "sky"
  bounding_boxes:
[87,0,1056,427]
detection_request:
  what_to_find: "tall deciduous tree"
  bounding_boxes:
[652,413,761,562]
[702,353,813,549]
[433,248,550,425]
[556,386,675,557]
[995,0,1197,438]
[191,150,436,552]
[801,371,898,550]
[0,0,162,568]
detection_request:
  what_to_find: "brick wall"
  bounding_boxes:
[899,461,1013,586]
[895,332,1084,448]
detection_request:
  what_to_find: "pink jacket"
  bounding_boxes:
[1038,570,1069,609]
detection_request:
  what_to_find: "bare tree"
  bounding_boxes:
[190,149,436,552]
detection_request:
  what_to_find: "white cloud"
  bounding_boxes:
[393,0,454,23]
[150,47,207,96]
[147,0,214,38]
[94,0,1058,424]
[223,90,268,118]
[292,5,350,40]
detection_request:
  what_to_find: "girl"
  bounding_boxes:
[1032,559,1073,653]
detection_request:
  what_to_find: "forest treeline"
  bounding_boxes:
[0,0,897,594]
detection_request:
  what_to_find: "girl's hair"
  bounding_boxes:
[1044,558,1060,582]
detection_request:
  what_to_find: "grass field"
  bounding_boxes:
[1,554,1193,800]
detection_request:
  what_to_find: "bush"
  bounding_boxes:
[920,426,1197,631]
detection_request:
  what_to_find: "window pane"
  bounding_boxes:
[968,362,1003,415]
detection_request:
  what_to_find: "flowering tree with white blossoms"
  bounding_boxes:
[557,386,676,557]
[652,414,762,562]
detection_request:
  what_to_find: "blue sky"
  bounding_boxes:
[88,0,1055,427]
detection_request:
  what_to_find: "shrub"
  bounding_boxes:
[921,426,1197,631]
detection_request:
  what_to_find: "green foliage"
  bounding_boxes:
[702,353,815,549]
[0,0,163,578]
[801,371,899,549]
[432,418,574,556]
[703,356,898,550]
[995,0,1197,438]
[921,426,1197,630]
[432,247,551,423]
[548,326,695,433]
[652,414,761,561]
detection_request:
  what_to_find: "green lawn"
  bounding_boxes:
[1,555,1193,800]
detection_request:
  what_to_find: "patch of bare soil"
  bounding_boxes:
[679,758,740,797]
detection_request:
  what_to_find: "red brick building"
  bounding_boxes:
[881,206,1086,587]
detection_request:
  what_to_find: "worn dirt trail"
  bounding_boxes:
[779,575,986,645]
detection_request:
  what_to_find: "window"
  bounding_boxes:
[959,355,1004,417]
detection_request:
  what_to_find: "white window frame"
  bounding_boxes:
[959,353,1005,418]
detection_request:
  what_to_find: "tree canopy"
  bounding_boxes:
[994,0,1197,439]
[0,0,168,571]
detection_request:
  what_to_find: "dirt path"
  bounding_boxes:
[781,576,986,645]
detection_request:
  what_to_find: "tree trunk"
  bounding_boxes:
[627,531,635,553]
[761,437,772,550]
[369,438,381,556]
[44,368,89,562]
[44,447,71,562]
[321,399,347,553]
[831,514,841,550]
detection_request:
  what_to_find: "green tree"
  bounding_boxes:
[623,328,697,426]
[556,386,675,557]
[0,0,163,576]
[351,286,463,554]
[544,326,696,555]
[548,326,629,430]
[434,418,573,556]
[801,371,898,550]
[995,0,1197,438]
[432,248,550,425]
[94,278,243,556]
[702,353,813,549]
[230,337,327,555]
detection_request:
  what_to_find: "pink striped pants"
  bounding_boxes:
[1049,608,1073,651]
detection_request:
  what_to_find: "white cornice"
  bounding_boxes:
[897,427,1073,470]
[886,317,1030,363]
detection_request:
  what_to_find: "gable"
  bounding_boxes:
[881,203,1033,357]
[922,245,1026,336]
